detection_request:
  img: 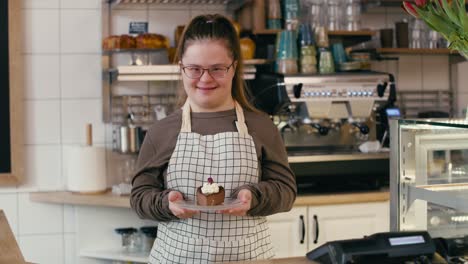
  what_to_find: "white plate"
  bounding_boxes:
[174,198,243,212]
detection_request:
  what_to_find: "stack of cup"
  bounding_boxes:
[267,0,282,29]
[276,30,298,74]
[318,48,335,74]
[298,24,317,74]
[344,0,361,30]
[308,0,324,29]
[395,20,409,48]
[326,0,343,30]
[380,28,394,48]
[315,26,329,48]
[331,43,347,70]
[410,18,427,48]
[283,0,300,30]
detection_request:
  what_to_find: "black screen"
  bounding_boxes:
[0,0,11,173]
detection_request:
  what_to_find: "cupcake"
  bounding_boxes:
[196,177,225,206]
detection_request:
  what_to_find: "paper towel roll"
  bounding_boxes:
[66,146,107,193]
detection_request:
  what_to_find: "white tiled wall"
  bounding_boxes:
[367,7,468,117]
[1,1,467,264]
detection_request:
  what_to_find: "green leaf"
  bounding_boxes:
[442,0,462,27]
[416,7,456,36]
[458,0,468,29]
[464,16,468,33]
[427,2,443,16]
[434,0,444,11]
[454,0,468,30]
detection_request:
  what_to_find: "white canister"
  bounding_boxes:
[66,145,107,193]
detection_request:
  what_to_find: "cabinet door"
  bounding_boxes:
[267,206,308,258]
[308,201,389,251]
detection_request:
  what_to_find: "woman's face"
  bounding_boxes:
[180,39,236,112]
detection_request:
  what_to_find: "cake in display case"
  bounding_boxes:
[390,119,468,240]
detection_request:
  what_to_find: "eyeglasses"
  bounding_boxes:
[180,61,235,79]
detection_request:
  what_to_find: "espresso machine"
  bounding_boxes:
[249,71,396,192]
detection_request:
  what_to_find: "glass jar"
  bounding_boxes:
[326,0,343,30]
[343,0,361,31]
[140,226,158,252]
[308,0,325,29]
[115,227,141,253]
[409,18,428,49]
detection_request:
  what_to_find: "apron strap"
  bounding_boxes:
[180,100,249,135]
[234,101,249,136]
[181,100,192,132]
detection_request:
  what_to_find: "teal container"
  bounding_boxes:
[283,0,300,21]
[276,30,298,60]
[331,43,347,67]
[267,19,282,30]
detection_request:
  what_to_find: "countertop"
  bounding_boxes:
[295,189,389,206]
[29,189,389,208]
[224,257,314,264]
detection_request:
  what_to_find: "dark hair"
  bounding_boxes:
[174,14,258,112]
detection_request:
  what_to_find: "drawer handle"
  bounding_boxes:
[313,214,319,244]
[300,215,305,244]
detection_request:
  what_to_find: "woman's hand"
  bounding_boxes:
[168,191,198,219]
[219,189,252,216]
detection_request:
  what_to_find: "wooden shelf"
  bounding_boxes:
[377,48,457,55]
[30,189,389,208]
[254,29,281,35]
[254,29,375,36]
[115,64,256,81]
[328,30,375,36]
[80,248,148,263]
[30,191,130,208]
[244,59,272,65]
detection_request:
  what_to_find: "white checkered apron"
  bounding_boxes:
[149,101,274,264]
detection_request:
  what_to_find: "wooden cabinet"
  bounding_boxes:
[267,201,390,258]
[308,201,390,251]
[267,207,308,258]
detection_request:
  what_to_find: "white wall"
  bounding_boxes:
[0,1,466,263]
[364,7,468,117]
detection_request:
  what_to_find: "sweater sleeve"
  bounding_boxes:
[130,133,177,222]
[233,114,297,216]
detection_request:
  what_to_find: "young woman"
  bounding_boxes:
[130,14,297,263]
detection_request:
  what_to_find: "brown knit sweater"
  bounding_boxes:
[130,108,297,221]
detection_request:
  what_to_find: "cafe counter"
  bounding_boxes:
[225,257,314,264]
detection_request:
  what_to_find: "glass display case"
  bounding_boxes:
[390,119,468,239]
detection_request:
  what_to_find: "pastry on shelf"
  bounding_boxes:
[135,33,170,49]
[102,34,136,50]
